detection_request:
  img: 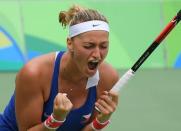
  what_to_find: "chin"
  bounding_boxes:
[86,69,97,77]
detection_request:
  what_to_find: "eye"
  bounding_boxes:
[83,43,95,49]
[100,44,108,49]
[83,45,92,49]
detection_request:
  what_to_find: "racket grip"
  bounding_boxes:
[95,69,134,112]
[110,69,134,93]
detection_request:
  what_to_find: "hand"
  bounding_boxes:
[95,91,118,123]
[53,93,73,121]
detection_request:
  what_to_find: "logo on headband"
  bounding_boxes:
[92,24,100,27]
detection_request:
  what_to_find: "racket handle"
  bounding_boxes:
[110,69,135,93]
[95,69,134,113]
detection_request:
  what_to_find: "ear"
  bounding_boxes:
[67,38,73,52]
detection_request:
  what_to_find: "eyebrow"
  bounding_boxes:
[83,40,109,44]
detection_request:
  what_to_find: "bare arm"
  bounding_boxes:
[82,123,94,131]
[15,64,52,131]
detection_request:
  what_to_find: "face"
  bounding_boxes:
[67,30,109,77]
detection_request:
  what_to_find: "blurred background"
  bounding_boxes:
[0,0,181,130]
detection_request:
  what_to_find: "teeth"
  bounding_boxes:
[91,60,99,63]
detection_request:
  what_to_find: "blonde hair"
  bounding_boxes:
[59,5,108,28]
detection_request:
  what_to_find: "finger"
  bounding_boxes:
[102,91,109,95]
[101,91,114,103]
[99,94,116,110]
[67,101,73,110]
[97,99,113,113]
[62,93,67,96]
[95,102,109,115]
[64,98,73,110]
[100,95,112,104]
[60,94,73,110]
[61,95,70,109]
[99,94,117,111]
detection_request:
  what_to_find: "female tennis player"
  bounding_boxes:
[0,5,119,131]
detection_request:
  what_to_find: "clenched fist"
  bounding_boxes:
[53,93,73,121]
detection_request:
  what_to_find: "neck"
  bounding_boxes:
[60,52,87,83]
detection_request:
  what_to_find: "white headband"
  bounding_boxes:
[69,20,109,38]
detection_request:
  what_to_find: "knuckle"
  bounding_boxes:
[104,111,110,115]
[112,107,116,112]
[109,108,114,113]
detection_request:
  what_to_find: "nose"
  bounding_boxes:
[92,47,101,60]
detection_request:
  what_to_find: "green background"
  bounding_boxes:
[0,0,181,70]
[0,0,181,131]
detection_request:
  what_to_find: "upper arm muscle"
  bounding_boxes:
[15,65,44,130]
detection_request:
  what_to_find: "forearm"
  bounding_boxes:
[26,114,65,131]
[82,123,94,131]
[27,123,53,131]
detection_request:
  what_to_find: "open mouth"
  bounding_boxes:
[88,60,99,70]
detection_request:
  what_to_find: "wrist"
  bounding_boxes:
[96,114,111,123]
[52,113,66,122]
[44,113,66,130]
[91,117,110,131]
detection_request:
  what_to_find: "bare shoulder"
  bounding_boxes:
[98,62,119,91]
[16,60,41,90]
[15,52,55,93]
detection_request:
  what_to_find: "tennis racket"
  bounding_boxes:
[110,9,181,93]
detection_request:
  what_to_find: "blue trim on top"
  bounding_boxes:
[41,51,65,121]
[49,51,64,105]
